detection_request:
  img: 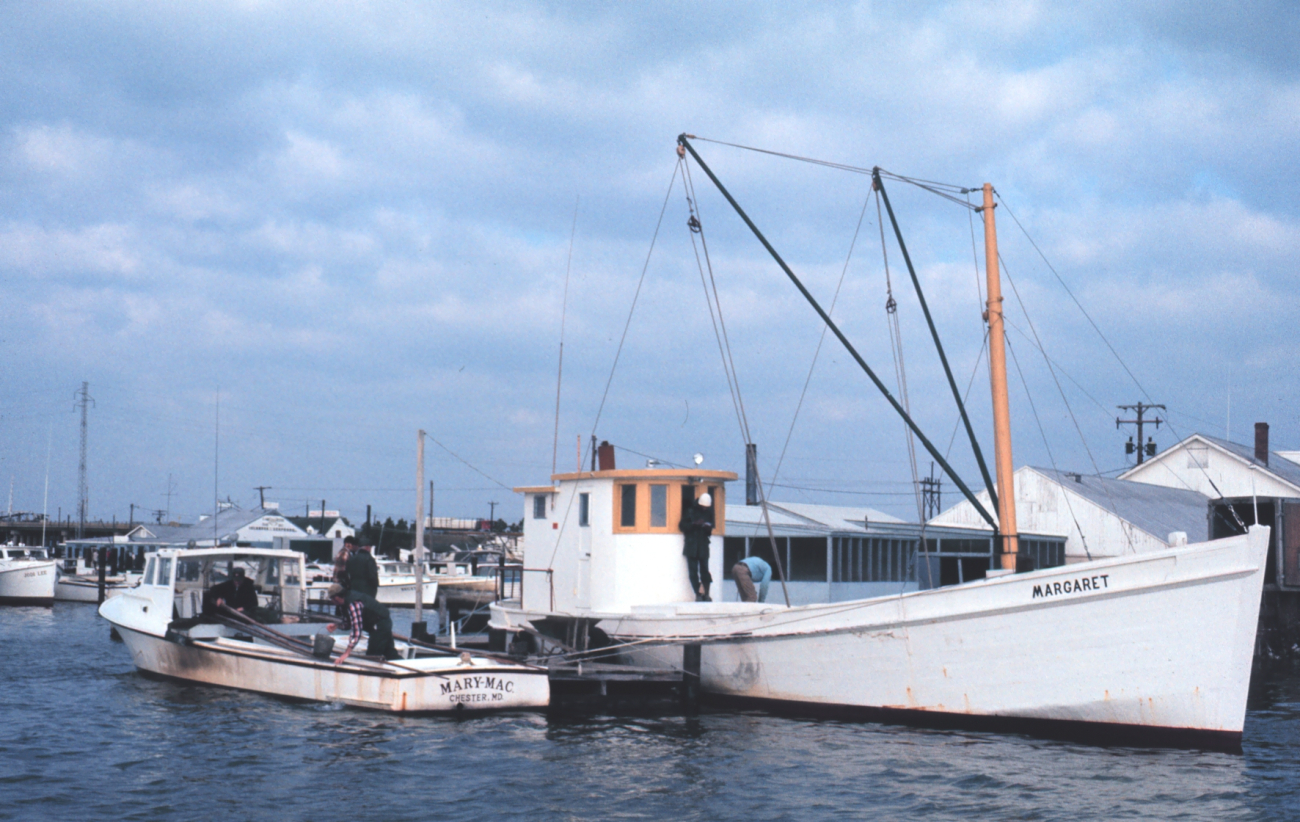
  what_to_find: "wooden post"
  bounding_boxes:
[681,643,701,708]
[983,183,1019,569]
[413,430,427,637]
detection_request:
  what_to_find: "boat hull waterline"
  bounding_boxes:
[111,623,549,712]
[494,529,1268,748]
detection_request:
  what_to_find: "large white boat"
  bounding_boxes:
[490,141,1271,750]
[101,547,548,712]
[0,546,57,605]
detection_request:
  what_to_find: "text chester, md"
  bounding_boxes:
[1032,574,1109,600]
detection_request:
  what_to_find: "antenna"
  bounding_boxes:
[552,195,580,475]
[162,473,176,521]
[74,382,95,539]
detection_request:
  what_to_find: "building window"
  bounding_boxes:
[620,484,637,528]
[1187,443,1209,469]
[579,493,590,527]
[650,485,668,527]
[533,495,547,519]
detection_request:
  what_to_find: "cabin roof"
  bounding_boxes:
[548,468,738,483]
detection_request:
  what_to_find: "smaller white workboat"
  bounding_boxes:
[0,546,57,605]
[305,560,440,607]
[100,547,547,712]
[54,556,138,602]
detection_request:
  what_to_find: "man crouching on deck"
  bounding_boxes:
[326,582,399,664]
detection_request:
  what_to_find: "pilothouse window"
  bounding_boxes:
[650,485,668,527]
[533,495,547,519]
[620,484,637,528]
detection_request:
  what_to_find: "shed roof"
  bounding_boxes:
[1031,467,1210,542]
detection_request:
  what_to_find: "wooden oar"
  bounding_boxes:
[216,605,389,668]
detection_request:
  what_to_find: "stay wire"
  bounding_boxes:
[875,189,925,526]
[682,155,792,606]
[686,136,979,208]
[999,252,1133,554]
[589,160,681,438]
[995,193,1151,400]
[547,160,681,573]
[769,186,873,498]
[425,436,513,491]
[1005,336,1093,560]
[682,162,747,439]
[994,191,1231,517]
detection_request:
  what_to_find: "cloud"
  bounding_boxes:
[0,1,1297,523]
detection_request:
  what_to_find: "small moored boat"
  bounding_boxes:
[0,546,57,605]
[100,546,548,712]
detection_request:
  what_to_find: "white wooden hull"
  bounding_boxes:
[54,572,133,602]
[494,529,1268,748]
[375,579,439,607]
[0,561,56,605]
[307,579,439,607]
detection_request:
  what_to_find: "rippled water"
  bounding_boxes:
[3,604,1300,821]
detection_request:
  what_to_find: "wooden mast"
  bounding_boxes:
[982,183,1019,570]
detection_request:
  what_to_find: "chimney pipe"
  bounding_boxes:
[597,440,615,471]
[1255,422,1269,466]
[745,443,758,505]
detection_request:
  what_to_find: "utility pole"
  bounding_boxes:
[919,462,942,521]
[488,500,499,526]
[1117,403,1165,465]
[163,474,176,521]
[129,503,136,528]
[254,486,272,509]
[74,382,94,539]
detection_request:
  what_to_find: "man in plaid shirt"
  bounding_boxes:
[326,582,397,664]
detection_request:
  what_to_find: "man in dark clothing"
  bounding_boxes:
[327,583,398,662]
[204,567,259,616]
[680,492,715,601]
[345,537,380,599]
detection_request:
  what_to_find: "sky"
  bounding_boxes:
[1,1,1297,530]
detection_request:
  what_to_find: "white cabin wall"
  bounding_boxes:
[520,491,562,611]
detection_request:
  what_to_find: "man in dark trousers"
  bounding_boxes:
[680,492,715,601]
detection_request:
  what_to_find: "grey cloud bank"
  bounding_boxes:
[1,1,1296,526]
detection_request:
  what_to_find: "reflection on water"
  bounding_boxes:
[2,604,1298,821]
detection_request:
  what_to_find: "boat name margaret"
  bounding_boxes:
[1031,574,1109,599]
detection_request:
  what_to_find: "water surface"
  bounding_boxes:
[2,604,1298,821]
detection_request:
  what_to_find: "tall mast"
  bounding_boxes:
[982,184,1019,570]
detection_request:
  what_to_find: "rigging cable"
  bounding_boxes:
[768,188,873,501]
[681,153,792,606]
[996,191,1238,526]
[1004,336,1094,560]
[875,187,926,528]
[999,250,1133,555]
[545,161,683,572]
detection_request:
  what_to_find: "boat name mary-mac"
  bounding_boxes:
[1032,574,1109,599]
[441,675,517,703]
